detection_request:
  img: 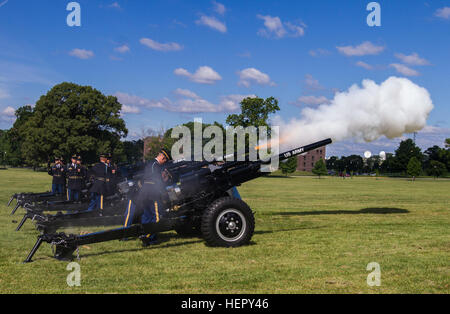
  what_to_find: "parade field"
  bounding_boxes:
[0,169,448,294]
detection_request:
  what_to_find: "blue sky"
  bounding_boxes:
[0,0,449,156]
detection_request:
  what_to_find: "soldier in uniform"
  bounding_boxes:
[76,156,87,190]
[123,148,171,246]
[87,153,109,212]
[106,153,118,196]
[48,157,66,196]
[67,154,84,202]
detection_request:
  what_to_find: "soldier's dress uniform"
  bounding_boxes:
[87,156,109,212]
[67,155,84,201]
[76,156,87,190]
[105,155,118,196]
[48,159,66,195]
[123,149,171,245]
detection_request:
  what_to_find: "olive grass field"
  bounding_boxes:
[0,169,448,293]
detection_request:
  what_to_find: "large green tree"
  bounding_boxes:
[427,160,446,178]
[226,96,280,157]
[407,157,422,181]
[394,139,423,173]
[146,121,226,160]
[312,158,328,178]
[341,155,364,173]
[226,96,280,129]
[21,82,128,166]
[0,130,8,166]
[280,156,298,176]
[6,105,34,166]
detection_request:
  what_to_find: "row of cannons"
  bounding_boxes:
[8,139,332,263]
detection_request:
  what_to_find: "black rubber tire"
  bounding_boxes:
[175,220,202,237]
[201,197,254,247]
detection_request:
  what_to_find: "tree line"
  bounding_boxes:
[1,81,448,178]
[0,82,279,168]
[326,138,450,178]
[0,83,142,167]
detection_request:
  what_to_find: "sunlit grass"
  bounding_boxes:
[0,169,448,293]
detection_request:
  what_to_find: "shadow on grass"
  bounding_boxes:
[79,234,203,259]
[254,225,325,235]
[276,207,409,216]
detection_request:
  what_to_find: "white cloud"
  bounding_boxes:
[175,92,256,113]
[195,15,227,33]
[114,92,167,109]
[1,106,16,123]
[121,105,140,114]
[173,88,201,99]
[0,0,8,8]
[237,68,275,87]
[115,90,255,113]
[295,96,330,106]
[212,1,226,15]
[108,2,120,9]
[257,15,305,38]
[394,53,430,66]
[69,49,95,60]
[355,61,374,70]
[174,66,222,84]
[114,45,130,53]
[303,74,324,91]
[140,38,183,52]
[309,49,330,57]
[435,7,450,19]
[274,77,434,152]
[2,106,15,116]
[219,94,256,112]
[285,22,305,37]
[336,41,385,56]
[390,63,420,76]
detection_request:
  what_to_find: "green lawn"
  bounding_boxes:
[0,168,448,293]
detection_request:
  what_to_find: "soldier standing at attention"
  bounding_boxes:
[123,148,171,246]
[76,156,87,190]
[87,153,109,213]
[48,157,66,196]
[67,154,83,202]
[106,153,118,196]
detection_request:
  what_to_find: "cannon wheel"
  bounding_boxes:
[201,197,254,247]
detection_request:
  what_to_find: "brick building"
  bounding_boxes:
[297,145,326,172]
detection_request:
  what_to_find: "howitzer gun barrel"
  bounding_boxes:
[276,138,332,163]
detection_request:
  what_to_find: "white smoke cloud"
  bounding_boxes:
[273,77,434,150]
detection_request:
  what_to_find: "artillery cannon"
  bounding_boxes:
[8,191,62,215]
[11,164,145,233]
[23,138,332,263]
[15,194,127,233]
